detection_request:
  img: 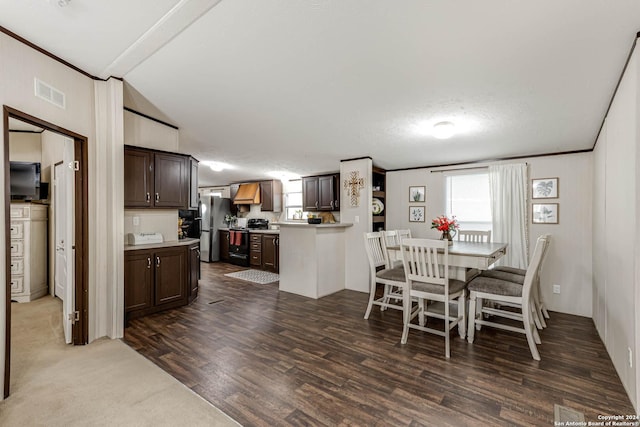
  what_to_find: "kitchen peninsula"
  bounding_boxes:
[277,222,352,299]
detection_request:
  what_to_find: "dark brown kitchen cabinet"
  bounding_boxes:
[260,180,283,212]
[249,234,262,267]
[188,157,199,210]
[154,152,189,208]
[188,242,200,303]
[262,234,279,273]
[124,146,189,209]
[303,176,319,211]
[124,244,193,323]
[303,173,340,211]
[124,148,154,207]
[124,250,153,312]
[219,230,230,261]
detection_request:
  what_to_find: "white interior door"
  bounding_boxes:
[58,138,75,344]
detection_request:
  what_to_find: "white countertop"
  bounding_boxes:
[124,237,200,251]
[274,222,353,228]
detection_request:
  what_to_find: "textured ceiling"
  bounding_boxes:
[1,0,639,185]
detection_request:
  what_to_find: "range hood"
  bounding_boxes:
[233,183,261,204]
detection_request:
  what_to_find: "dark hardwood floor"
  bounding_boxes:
[123,262,635,426]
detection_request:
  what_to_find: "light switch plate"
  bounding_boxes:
[132,216,140,226]
[553,284,561,294]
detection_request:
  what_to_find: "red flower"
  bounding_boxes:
[431,215,459,232]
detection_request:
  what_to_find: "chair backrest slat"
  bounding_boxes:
[457,230,491,243]
[364,232,387,270]
[401,238,447,286]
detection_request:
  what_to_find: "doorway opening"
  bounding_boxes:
[3,106,89,398]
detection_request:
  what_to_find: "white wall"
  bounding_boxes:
[0,32,124,399]
[592,44,638,413]
[124,209,179,242]
[386,152,593,318]
[340,158,372,293]
[9,132,41,162]
[124,110,178,152]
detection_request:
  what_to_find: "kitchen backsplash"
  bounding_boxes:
[124,209,179,242]
[237,204,341,223]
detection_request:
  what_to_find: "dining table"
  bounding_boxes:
[386,240,508,282]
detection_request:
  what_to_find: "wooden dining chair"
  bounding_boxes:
[363,232,406,319]
[381,230,402,268]
[399,238,467,358]
[457,229,492,243]
[483,234,551,328]
[396,229,412,244]
[466,235,548,360]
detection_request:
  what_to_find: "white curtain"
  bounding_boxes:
[489,163,528,268]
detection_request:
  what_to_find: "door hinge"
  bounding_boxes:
[68,311,80,324]
[69,161,79,171]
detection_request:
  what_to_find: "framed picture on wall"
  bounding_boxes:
[409,186,426,202]
[532,203,559,224]
[532,178,559,199]
[409,206,425,222]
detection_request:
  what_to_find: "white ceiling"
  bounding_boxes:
[1,0,639,185]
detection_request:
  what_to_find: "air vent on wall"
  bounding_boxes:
[34,78,66,109]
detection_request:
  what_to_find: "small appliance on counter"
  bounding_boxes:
[128,232,163,245]
[247,218,269,230]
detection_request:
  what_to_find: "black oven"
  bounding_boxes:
[229,229,249,266]
[228,219,269,267]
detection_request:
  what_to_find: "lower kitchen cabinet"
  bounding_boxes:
[188,242,200,303]
[125,243,194,323]
[261,234,279,273]
[249,234,262,267]
[220,230,230,261]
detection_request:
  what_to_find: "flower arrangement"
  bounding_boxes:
[431,215,459,233]
[224,214,237,225]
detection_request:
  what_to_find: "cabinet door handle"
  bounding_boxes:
[147,257,151,269]
[315,201,318,209]
[156,256,161,267]
[155,193,160,202]
[330,200,334,209]
[146,193,150,203]
[196,249,201,259]
[335,199,339,208]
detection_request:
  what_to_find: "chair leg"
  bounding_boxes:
[458,291,466,339]
[401,288,411,345]
[444,297,450,358]
[522,302,541,361]
[418,298,425,327]
[533,280,547,328]
[381,284,391,311]
[467,292,476,343]
[364,279,376,319]
[475,297,483,330]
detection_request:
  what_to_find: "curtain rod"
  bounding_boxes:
[429,162,528,174]
[430,166,488,173]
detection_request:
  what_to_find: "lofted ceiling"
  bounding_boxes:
[1,0,639,185]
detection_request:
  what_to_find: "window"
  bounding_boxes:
[445,172,492,232]
[284,179,304,220]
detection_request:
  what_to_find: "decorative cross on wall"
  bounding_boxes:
[344,171,365,207]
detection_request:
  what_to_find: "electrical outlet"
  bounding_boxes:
[553,284,561,294]
[629,347,633,368]
[132,216,140,226]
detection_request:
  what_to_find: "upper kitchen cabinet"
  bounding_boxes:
[188,157,199,210]
[303,173,340,211]
[124,147,153,207]
[124,146,189,209]
[260,180,283,212]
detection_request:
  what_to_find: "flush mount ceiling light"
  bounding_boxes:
[268,171,300,181]
[57,0,71,7]
[432,121,456,139]
[202,161,232,172]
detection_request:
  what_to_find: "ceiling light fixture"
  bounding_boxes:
[432,121,455,139]
[57,0,71,7]
[202,161,232,172]
[268,171,300,181]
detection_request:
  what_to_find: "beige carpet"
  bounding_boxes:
[0,296,239,427]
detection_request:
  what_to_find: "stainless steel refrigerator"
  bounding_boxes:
[200,195,231,262]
